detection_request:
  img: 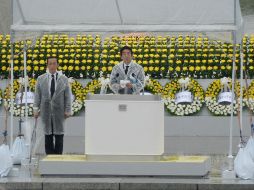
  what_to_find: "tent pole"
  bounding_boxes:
[24,43,28,125]
[228,31,237,169]
[10,30,14,150]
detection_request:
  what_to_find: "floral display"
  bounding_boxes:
[242,34,254,78]
[1,33,254,117]
[243,80,254,112]
[83,79,102,106]
[162,78,205,115]
[2,34,254,79]
[205,78,242,116]
[69,78,86,115]
[144,78,163,95]
[3,78,36,117]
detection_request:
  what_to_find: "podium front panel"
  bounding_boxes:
[85,95,164,155]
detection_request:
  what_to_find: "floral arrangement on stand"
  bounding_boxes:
[162,77,205,116]
[243,80,254,112]
[68,78,85,116]
[83,79,102,106]
[3,78,36,117]
[205,77,242,116]
[144,75,163,95]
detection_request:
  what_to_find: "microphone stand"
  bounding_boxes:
[130,74,144,95]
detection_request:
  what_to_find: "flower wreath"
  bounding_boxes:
[163,78,205,116]
[4,78,36,117]
[243,80,254,112]
[205,78,241,116]
[69,79,86,116]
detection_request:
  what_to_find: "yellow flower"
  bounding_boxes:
[27,66,32,71]
[213,66,218,70]
[175,66,181,72]
[149,66,154,71]
[102,67,107,72]
[169,54,174,58]
[183,66,188,71]
[201,66,206,71]
[189,66,194,72]
[94,66,99,71]
[74,66,79,71]
[68,66,73,71]
[62,65,67,71]
[176,60,182,64]
[108,66,113,71]
[2,66,6,71]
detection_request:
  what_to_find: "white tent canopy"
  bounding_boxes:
[9,0,244,171]
[11,0,243,34]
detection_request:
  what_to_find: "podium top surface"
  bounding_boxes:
[86,94,161,101]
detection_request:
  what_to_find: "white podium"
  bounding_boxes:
[39,94,210,177]
[85,94,164,155]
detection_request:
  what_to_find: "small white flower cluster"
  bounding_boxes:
[98,74,110,94]
[163,97,204,116]
[243,98,254,112]
[6,99,34,117]
[178,77,190,91]
[205,97,239,116]
[18,77,29,86]
[144,75,151,86]
[98,77,110,86]
[71,99,83,116]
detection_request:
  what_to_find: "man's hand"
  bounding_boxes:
[64,112,71,119]
[34,112,39,118]
[126,82,133,88]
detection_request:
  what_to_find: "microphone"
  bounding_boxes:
[130,73,137,83]
[130,73,144,95]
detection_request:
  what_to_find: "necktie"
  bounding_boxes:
[50,74,55,98]
[125,66,129,75]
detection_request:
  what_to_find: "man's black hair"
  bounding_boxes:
[120,46,133,56]
[46,56,58,64]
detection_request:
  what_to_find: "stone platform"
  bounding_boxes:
[39,155,211,177]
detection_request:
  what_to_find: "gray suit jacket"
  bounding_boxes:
[34,73,72,135]
[109,61,145,94]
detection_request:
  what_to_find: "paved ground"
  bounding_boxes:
[1,165,254,190]
[0,155,254,190]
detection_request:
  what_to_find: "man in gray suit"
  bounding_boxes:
[110,46,145,94]
[34,57,72,154]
